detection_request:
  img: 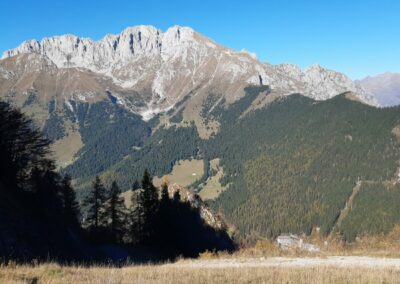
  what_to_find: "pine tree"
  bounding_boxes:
[128,186,145,244]
[132,180,140,191]
[60,174,81,226]
[83,176,107,230]
[0,101,50,191]
[158,182,171,246]
[105,181,126,243]
[160,182,169,211]
[173,190,181,204]
[141,169,159,242]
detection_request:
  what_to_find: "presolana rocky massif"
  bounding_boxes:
[1,25,377,122]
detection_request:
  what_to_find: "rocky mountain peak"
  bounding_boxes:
[1,25,379,121]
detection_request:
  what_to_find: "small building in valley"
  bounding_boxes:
[276,234,320,252]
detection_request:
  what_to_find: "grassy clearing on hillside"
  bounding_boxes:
[153,159,204,187]
[199,159,227,200]
[182,95,220,139]
[1,262,399,284]
[51,122,83,168]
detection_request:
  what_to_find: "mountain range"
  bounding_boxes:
[358,72,400,107]
[0,25,377,116]
[1,25,400,241]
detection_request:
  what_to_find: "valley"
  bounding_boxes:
[1,33,400,242]
[1,22,400,283]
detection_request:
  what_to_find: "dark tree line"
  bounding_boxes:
[0,101,83,261]
[82,169,234,258]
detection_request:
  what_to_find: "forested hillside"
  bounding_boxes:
[206,92,400,239]
[57,86,400,242]
[64,101,151,178]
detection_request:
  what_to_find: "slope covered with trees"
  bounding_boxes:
[206,93,400,239]
[0,101,233,262]
[62,86,400,242]
[64,101,151,178]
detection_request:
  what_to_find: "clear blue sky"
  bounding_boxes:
[1,0,399,79]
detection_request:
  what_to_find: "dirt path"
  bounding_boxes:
[329,181,362,237]
[171,256,400,269]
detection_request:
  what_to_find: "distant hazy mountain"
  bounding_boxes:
[357,73,400,106]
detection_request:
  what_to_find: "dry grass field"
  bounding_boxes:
[198,158,227,200]
[153,159,204,187]
[50,123,83,168]
[4,234,400,284]
[1,259,400,284]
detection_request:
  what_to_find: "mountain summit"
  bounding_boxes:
[1,25,377,121]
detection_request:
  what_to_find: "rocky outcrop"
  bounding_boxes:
[167,183,228,231]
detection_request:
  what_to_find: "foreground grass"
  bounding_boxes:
[4,233,400,284]
[1,262,400,284]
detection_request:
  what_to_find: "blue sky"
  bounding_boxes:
[1,0,399,79]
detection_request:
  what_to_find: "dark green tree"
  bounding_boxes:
[128,186,145,244]
[160,182,170,211]
[83,176,107,230]
[60,174,81,226]
[141,169,159,242]
[173,190,181,204]
[105,181,126,243]
[0,101,51,190]
[132,180,140,191]
[157,182,171,246]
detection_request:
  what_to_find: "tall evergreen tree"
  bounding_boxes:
[141,169,159,242]
[132,180,140,191]
[173,190,181,204]
[83,176,107,230]
[60,174,81,226]
[158,182,171,246]
[160,182,170,211]
[0,101,51,191]
[105,181,126,243]
[128,188,145,244]
[30,162,64,221]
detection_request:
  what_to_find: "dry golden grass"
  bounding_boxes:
[153,159,204,187]
[195,225,400,260]
[50,121,83,168]
[4,233,400,284]
[1,262,400,284]
[198,158,227,201]
[4,227,400,283]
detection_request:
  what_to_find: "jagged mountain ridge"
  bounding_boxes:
[1,25,377,122]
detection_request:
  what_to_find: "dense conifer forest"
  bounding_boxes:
[52,86,400,242]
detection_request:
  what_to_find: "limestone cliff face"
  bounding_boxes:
[1,25,377,122]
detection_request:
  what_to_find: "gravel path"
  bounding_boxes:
[171,256,400,269]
